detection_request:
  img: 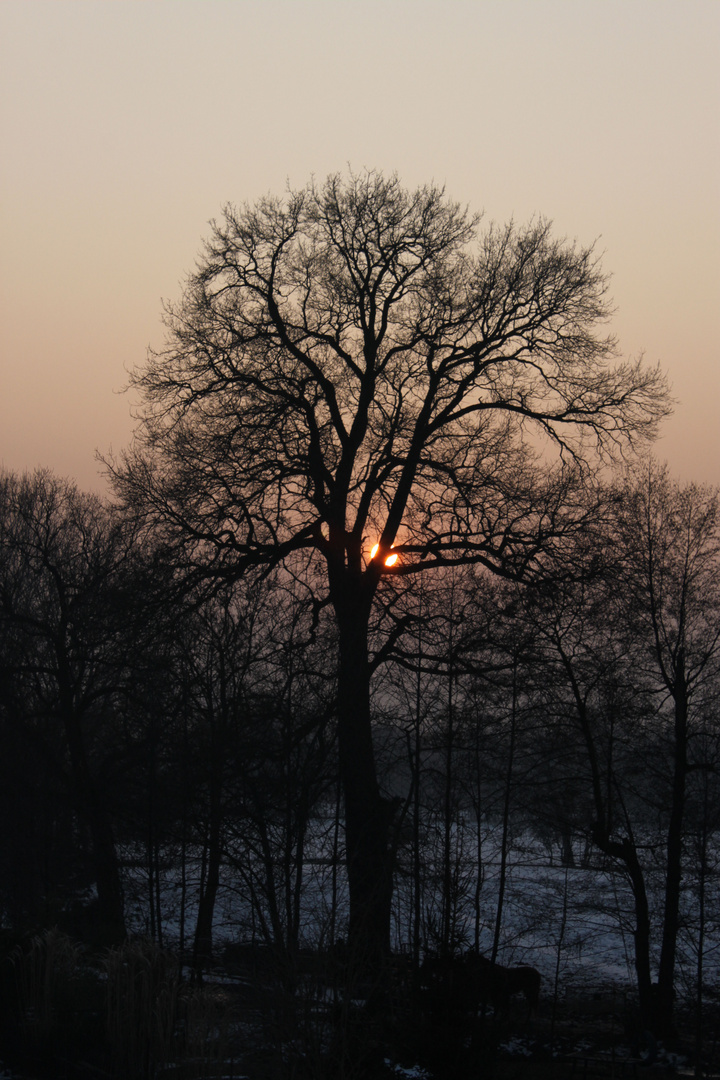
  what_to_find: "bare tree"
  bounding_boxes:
[612,461,720,1030]
[0,470,134,942]
[517,561,658,1028]
[110,170,669,966]
[516,462,720,1032]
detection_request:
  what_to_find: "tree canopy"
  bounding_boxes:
[113,170,669,584]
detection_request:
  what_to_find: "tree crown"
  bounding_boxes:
[112,170,670,586]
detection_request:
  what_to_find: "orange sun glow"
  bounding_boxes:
[370,544,398,567]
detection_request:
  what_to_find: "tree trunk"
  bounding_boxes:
[193,848,220,976]
[193,754,224,976]
[592,827,654,1028]
[492,656,517,967]
[60,691,125,944]
[472,726,483,956]
[335,598,394,969]
[694,783,709,1079]
[656,670,689,1031]
[441,654,455,957]
[86,810,126,944]
[568,669,653,1029]
[412,648,423,966]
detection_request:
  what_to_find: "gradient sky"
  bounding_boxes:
[2,0,718,493]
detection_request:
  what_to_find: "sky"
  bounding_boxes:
[1,0,719,494]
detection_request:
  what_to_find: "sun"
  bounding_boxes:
[370,543,398,567]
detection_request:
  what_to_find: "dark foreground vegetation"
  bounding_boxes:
[1,459,718,1077]
[1,172,718,1075]
[1,928,716,1079]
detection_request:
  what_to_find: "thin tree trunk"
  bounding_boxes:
[193,774,223,974]
[154,833,164,946]
[330,772,341,948]
[410,610,424,966]
[564,649,654,1028]
[147,824,156,940]
[550,866,570,1056]
[442,647,454,956]
[657,669,688,1031]
[412,710,422,966]
[86,812,126,943]
[694,805,707,1079]
[178,709,189,976]
[147,733,158,940]
[592,826,654,1029]
[60,684,125,943]
[492,655,517,966]
[473,717,483,955]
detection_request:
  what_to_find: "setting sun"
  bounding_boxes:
[370,543,398,567]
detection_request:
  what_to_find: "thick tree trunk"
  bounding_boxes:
[335,598,394,969]
[193,850,220,975]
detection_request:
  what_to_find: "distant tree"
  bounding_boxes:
[516,462,720,1032]
[611,461,720,1030]
[516,550,658,1026]
[174,572,335,975]
[0,470,136,942]
[110,170,669,967]
[167,585,259,974]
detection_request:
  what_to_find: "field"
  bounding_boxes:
[99,827,720,1078]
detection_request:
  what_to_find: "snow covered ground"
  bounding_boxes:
[121,825,720,1008]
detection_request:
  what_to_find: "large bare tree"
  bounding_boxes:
[110,170,669,965]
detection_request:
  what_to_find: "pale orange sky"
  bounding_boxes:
[1,0,719,492]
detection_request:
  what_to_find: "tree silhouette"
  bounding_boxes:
[612,461,720,1030]
[0,470,134,942]
[110,170,669,966]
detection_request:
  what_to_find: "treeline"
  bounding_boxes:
[0,460,719,1025]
